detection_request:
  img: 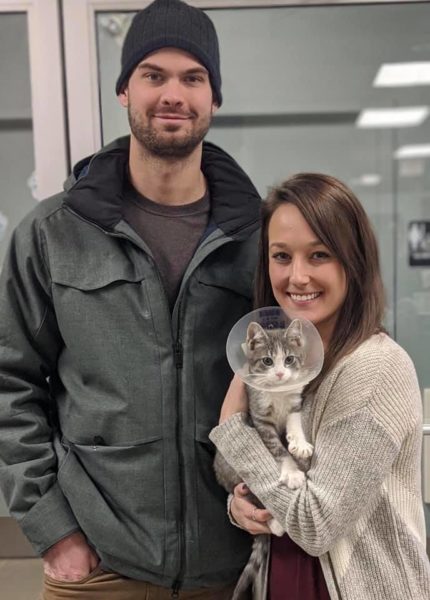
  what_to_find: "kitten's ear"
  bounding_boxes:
[285,319,303,348]
[246,322,268,351]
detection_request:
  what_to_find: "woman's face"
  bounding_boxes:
[268,203,347,347]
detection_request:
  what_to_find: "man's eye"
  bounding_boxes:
[184,75,204,84]
[284,355,296,366]
[262,357,274,366]
[144,72,162,82]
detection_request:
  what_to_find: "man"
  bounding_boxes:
[0,0,260,598]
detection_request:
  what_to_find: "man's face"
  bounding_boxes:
[119,47,218,159]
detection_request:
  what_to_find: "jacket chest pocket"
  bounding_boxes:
[197,262,253,301]
[195,267,253,332]
[51,263,149,350]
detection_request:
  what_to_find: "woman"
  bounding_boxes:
[210,173,430,599]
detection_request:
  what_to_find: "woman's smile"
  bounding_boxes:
[287,291,322,303]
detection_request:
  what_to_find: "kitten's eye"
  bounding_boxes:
[284,356,296,366]
[262,357,274,366]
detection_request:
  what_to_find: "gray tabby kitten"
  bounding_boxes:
[214,319,313,600]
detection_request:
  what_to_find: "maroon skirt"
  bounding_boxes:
[268,534,331,600]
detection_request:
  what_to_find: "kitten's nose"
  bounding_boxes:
[276,372,284,380]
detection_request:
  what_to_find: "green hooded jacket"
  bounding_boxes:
[0,137,260,589]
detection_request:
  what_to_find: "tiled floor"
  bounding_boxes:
[0,559,43,600]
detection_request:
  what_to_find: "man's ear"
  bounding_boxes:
[118,87,129,108]
[211,102,219,116]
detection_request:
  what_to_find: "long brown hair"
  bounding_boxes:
[255,173,386,391]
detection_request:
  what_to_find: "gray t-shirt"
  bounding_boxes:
[123,181,210,310]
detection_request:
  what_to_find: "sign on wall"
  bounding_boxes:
[408,221,430,267]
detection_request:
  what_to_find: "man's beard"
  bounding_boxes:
[128,105,211,159]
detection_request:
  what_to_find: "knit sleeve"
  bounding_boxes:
[209,337,421,557]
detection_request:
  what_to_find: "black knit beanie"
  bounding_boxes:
[116,0,222,106]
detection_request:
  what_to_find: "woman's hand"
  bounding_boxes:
[219,374,249,424]
[231,483,272,535]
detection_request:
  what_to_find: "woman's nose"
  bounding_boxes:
[289,259,310,286]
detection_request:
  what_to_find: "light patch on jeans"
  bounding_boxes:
[0,212,8,241]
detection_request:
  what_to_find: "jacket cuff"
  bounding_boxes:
[18,482,80,555]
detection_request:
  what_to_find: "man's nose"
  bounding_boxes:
[160,80,184,108]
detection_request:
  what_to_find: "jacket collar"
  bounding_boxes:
[64,136,261,239]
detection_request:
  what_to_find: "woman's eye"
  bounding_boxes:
[262,357,274,366]
[311,251,330,260]
[285,356,296,366]
[272,252,290,262]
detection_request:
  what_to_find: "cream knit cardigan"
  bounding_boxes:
[210,333,430,599]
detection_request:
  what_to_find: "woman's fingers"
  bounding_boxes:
[231,484,272,535]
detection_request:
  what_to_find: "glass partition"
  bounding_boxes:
[96,1,430,538]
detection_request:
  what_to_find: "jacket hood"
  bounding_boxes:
[64,136,261,239]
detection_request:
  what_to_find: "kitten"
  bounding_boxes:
[214,319,313,599]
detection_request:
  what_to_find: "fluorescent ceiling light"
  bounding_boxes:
[374,62,430,87]
[356,107,429,128]
[351,174,381,187]
[398,159,425,178]
[395,145,430,159]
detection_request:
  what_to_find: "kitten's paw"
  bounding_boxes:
[280,464,306,489]
[286,470,306,489]
[287,435,314,459]
[268,518,284,537]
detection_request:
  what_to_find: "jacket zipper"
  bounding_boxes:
[169,237,227,593]
[173,316,185,593]
[174,340,183,369]
[170,235,233,592]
